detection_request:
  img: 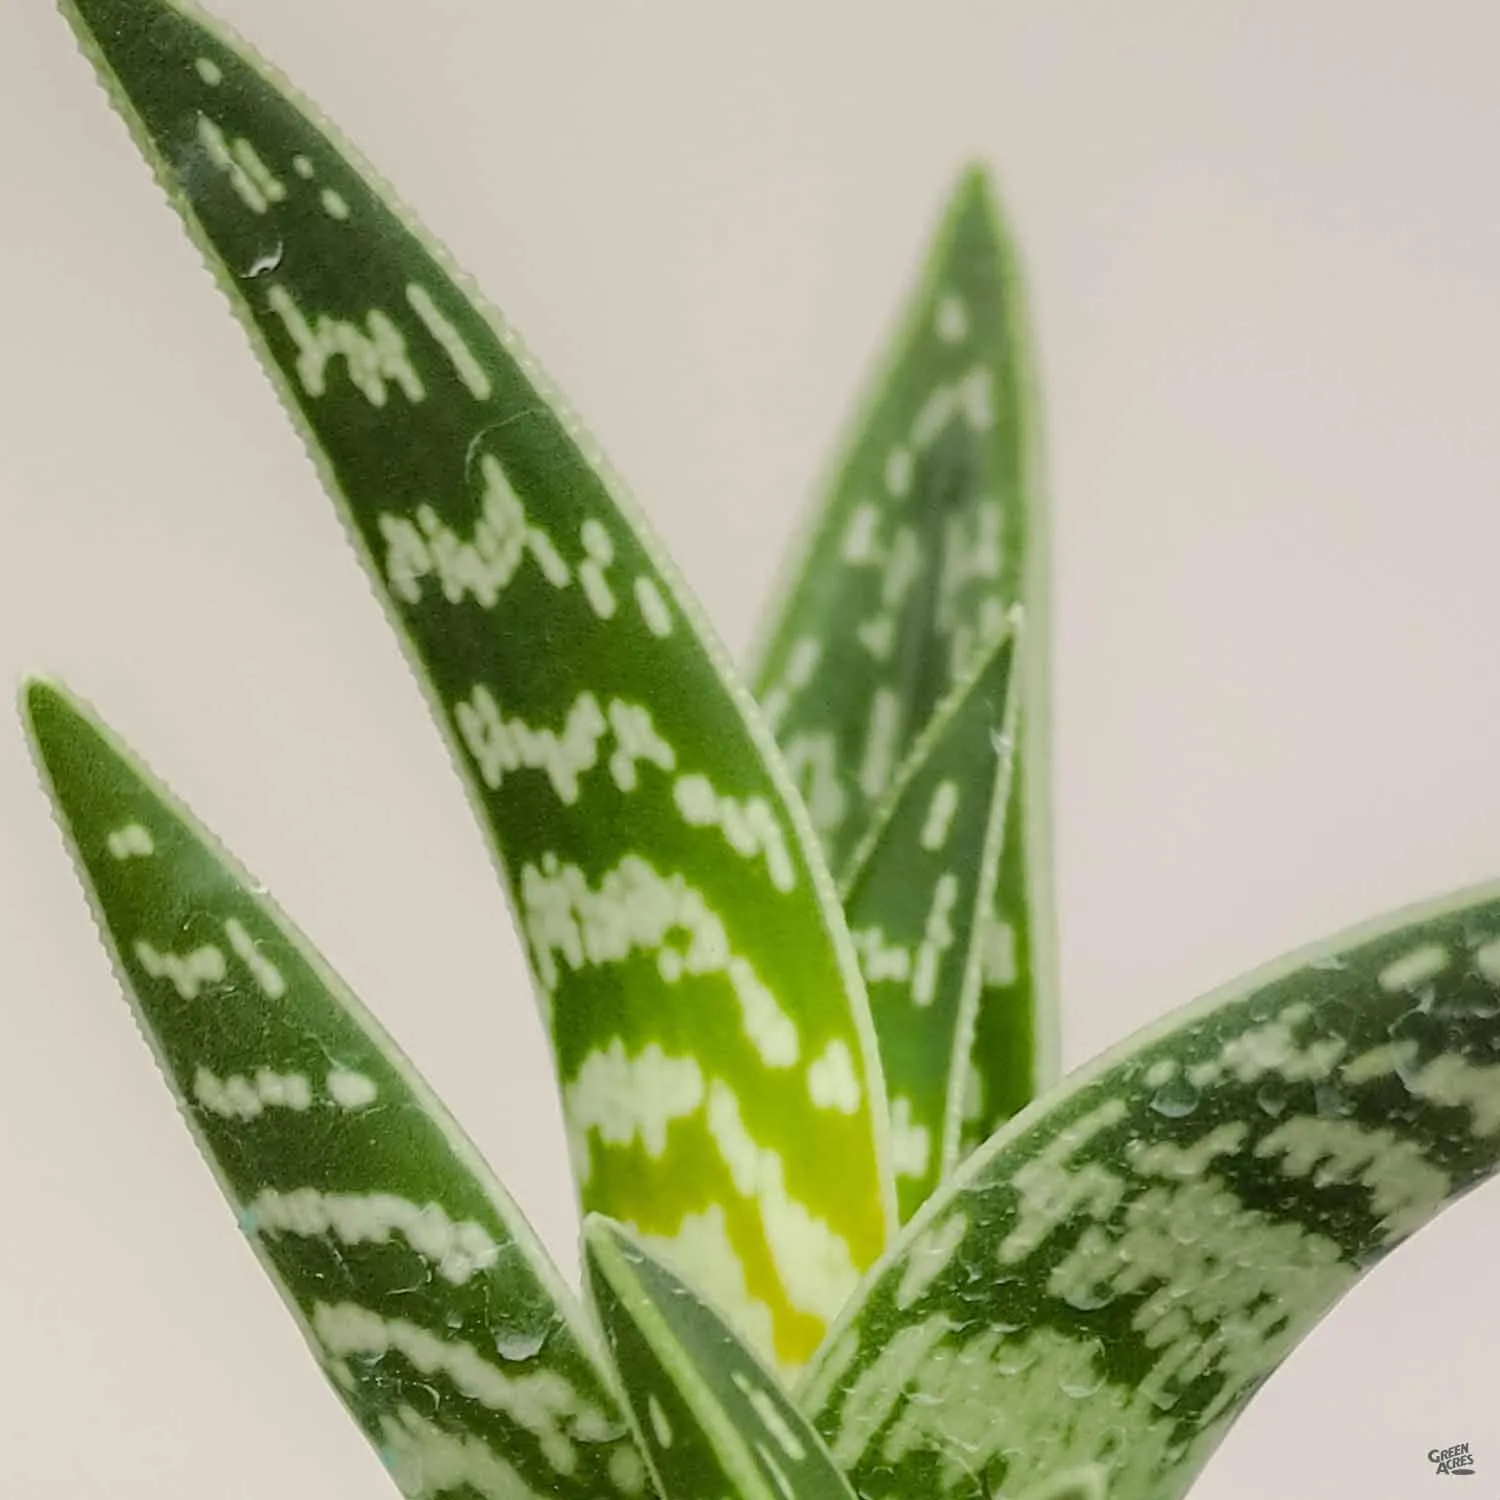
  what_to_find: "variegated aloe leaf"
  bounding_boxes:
[751,166,1038,871]
[958,750,1051,1157]
[800,884,1500,1500]
[840,628,1020,1221]
[584,1216,857,1500]
[59,0,894,1369]
[23,679,651,1500]
[749,166,1058,1151]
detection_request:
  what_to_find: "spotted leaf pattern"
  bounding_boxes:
[750,167,1058,1163]
[752,169,1034,868]
[801,884,1500,1500]
[585,1217,857,1500]
[58,0,894,1370]
[840,629,1022,1220]
[24,679,652,1500]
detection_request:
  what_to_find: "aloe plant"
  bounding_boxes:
[24,2,1500,1499]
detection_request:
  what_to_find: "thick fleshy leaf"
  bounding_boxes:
[59,0,894,1369]
[800,883,1500,1500]
[958,752,1052,1157]
[749,167,1059,1151]
[840,628,1020,1220]
[584,1217,857,1500]
[750,166,1038,874]
[24,679,650,1500]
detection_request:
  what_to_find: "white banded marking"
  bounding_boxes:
[249,1189,498,1283]
[406,282,492,400]
[194,1065,312,1119]
[224,917,287,999]
[673,774,795,892]
[135,939,226,999]
[267,284,422,407]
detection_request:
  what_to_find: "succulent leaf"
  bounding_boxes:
[840,628,1022,1219]
[585,1217,858,1500]
[57,0,895,1369]
[24,679,651,1500]
[750,166,1058,1146]
[959,751,1051,1155]
[800,884,1500,1500]
[749,167,1036,870]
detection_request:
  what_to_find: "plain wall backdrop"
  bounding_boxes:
[2,0,1498,1494]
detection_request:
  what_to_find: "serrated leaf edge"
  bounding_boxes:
[797,865,1500,1395]
[19,673,620,1384]
[55,0,898,1237]
[585,1215,781,1500]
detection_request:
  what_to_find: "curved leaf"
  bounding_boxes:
[585,1217,857,1500]
[800,883,1500,1500]
[24,679,650,1500]
[840,628,1020,1220]
[58,0,894,1369]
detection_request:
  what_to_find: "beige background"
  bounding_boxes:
[1,0,1498,1493]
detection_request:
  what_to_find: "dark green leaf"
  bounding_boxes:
[58,0,895,1369]
[840,629,1022,1219]
[24,678,650,1500]
[585,1217,857,1500]
[750,167,1059,1150]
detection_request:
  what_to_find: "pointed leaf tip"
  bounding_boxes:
[840,629,1024,1220]
[753,165,1037,875]
[586,1216,858,1500]
[56,0,896,1369]
[31,691,653,1500]
[750,159,1058,1178]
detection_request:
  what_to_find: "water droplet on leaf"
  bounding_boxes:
[495,1320,550,1362]
[1150,1075,1200,1118]
[1058,1340,1106,1398]
[240,240,284,279]
[1256,1079,1288,1117]
[1062,1283,1115,1312]
[1315,1078,1357,1118]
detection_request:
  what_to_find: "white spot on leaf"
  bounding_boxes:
[326,1068,379,1110]
[807,1040,861,1114]
[635,575,674,637]
[107,823,154,860]
[647,1395,672,1449]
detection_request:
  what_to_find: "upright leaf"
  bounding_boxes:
[59,0,894,1369]
[750,167,1059,1135]
[24,679,651,1500]
[750,167,1037,871]
[800,884,1500,1500]
[958,752,1052,1156]
[840,629,1020,1220]
[584,1217,857,1500]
